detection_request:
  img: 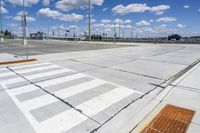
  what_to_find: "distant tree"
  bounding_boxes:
[4,29,12,36]
[99,35,102,40]
[168,34,181,40]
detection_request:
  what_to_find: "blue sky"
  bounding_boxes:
[1,0,200,37]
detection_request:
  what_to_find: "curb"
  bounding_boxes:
[0,59,37,65]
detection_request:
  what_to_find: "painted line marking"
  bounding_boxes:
[76,86,135,116]
[8,84,40,96]
[36,73,86,88]
[25,69,71,80]
[14,65,60,74]
[22,79,106,111]
[37,87,135,133]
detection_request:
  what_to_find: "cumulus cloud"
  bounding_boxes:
[113,19,132,24]
[184,5,190,9]
[156,17,177,22]
[136,20,150,27]
[101,19,112,24]
[42,0,51,6]
[56,0,104,11]
[38,8,83,22]
[1,7,8,14]
[14,16,36,22]
[13,12,36,22]
[112,3,170,15]
[6,0,39,7]
[102,7,109,12]
[177,24,186,29]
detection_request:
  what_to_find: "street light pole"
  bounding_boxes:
[88,0,91,41]
[22,0,28,59]
[0,0,4,42]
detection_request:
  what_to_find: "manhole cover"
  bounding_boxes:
[141,104,195,133]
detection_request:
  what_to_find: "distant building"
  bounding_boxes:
[30,32,47,40]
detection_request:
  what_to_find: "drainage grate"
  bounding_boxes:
[141,104,195,133]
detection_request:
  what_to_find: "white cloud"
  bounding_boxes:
[14,15,36,22]
[102,7,109,12]
[184,5,190,9]
[123,19,132,24]
[155,11,164,15]
[156,17,177,22]
[1,7,8,14]
[13,11,36,22]
[113,19,132,24]
[101,19,112,24]
[136,20,150,27]
[198,9,200,12]
[38,8,83,22]
[56,0,104,11]
[177,24,186,29]
[150,5,170,13]
[42,0,51,6]
[91,19,96,23]
[6,0,39,7]
[112,3,170,15]
[149,19,154,22]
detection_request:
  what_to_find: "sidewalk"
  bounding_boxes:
[131,62,200,133]
[0,53,36,67]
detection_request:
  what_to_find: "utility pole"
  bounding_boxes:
[88,0,91,41]
[0,0,4,42]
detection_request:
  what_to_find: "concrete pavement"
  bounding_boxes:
[0,43,200,133]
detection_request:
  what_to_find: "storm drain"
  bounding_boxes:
[140,104,195,133]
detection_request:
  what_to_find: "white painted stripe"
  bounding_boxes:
[0,68,9,73]
[15,65,60,74]
[11,62,52,70]
[36,73,85,88]
[0,71,15,78]
[38,87,134,133]
[54,79,106,99]
[9,84,40,96]
[0,77,26,88]
[76,87,135,116]
[25,69,71,80]
[37,109,88,133]
[5,89,42,132]
[22,79,105,111]
[22,94,58,111]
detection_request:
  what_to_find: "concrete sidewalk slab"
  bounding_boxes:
[131,62,200,133]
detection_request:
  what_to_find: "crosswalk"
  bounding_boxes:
[0,62,144,133]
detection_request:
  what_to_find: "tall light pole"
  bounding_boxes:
[114,22,116,44]
[118,18,121,40]
[0,0,4,42]
[22,0,27,45]
[22,0,28,59]
[88,0,91,41]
